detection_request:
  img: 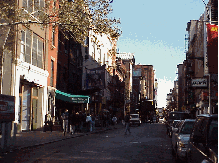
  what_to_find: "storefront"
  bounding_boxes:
[15,59,48,132]
[55,89,90,121]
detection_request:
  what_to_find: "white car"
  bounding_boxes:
[130,114,141,126]
[159,117,165,123]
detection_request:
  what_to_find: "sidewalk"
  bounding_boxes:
[0,123,124,155]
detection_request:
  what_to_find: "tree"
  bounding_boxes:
[0,0,121,46]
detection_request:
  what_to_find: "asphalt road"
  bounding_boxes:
[1,123,175,163]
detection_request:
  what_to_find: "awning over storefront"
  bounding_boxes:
[55,90,90,103]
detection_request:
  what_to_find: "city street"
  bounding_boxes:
[0,123,175,163]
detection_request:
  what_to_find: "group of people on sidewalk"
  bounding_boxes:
[61,109,121,136]
[61,109,87,136]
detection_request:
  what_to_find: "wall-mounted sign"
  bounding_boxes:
[191,78,208,87]
[0,94,15,122]
[86,65,105,90]
[133,69,141,76]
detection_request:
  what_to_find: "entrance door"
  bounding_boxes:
[32,98,38,130]
[22,85,31,131]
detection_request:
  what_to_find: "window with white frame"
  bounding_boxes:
[20,30,44,69]
[22,0,45,13]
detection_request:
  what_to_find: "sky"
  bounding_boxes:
[109,0,207,108]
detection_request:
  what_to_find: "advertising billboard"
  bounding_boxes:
[0,94,15,122]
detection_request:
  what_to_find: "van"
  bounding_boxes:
[130,114,141,126]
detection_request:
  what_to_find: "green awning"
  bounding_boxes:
[55,90,90,103]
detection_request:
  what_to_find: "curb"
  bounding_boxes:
[0,126,122,156]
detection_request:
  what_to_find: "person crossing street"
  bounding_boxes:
[61,109,69,136]
[124,112,131,135]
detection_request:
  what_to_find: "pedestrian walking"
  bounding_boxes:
[86,114,92,132]
[69,111,76,135]
[75,112,80,133]
[61,109,69,136]
[78,111,84,133]
[124,112,131,135]
[150,114,154,124]
[91,112,95,132]
[112,115,117,128]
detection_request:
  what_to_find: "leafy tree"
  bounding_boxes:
[0,0,121,46]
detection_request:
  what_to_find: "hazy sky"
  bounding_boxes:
[109,0,206,108]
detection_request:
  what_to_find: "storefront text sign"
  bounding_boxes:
[191,79,208,87]
[0,94,15,122]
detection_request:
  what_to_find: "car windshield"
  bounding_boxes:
[169,113,190,120]
[131,115,139,118]
[173,121,180,128]
[180,121,195,134]
[208,120,218,143]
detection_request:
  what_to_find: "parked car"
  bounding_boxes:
[169,120,183,138]
[166,111,191,137]
[172,119,195,162]
[130,114,141,126]
[153,116,157,123]
[187,114,218,163]
[159,117,165,123]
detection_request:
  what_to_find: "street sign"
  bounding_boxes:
[0,94,15,122]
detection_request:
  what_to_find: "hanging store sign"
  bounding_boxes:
[0,94,15,122]
[191,78,208,87]
[206,24,218,74]
[206,23,218,42]
[86,65,106,90]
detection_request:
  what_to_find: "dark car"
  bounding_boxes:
[187,114,218,163]
[166,111,191,137]
[169,120,183,138]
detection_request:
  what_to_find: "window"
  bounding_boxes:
[20,29,44,69]
[50,60,54,87]
[208,119,218,144]
[57,63,61,89]
[22,0,45,13]
[52,26,55,46]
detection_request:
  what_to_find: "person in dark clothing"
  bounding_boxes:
[124,112,131,135]
[91,113,95,131]
[78,111,84,133]
[150,114,154,124]
[75,112,80,133]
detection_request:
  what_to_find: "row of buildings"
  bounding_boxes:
[166,0,218,117]
[0,0,157,133]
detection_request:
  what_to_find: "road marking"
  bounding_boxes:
[130,142,141,143]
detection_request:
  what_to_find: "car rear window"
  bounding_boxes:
[169,113,190,120]
[131,115,139,118]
